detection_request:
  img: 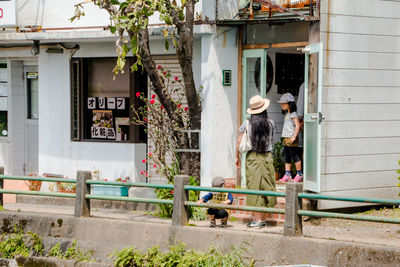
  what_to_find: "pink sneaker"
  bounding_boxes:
[292,175,303,182]
[279,174,292,182]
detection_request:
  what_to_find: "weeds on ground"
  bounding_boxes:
[111,242,254,267]
[358,206,400,218]
[0,230,44,259]
[47,240,94,262]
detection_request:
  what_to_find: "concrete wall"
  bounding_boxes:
[200,27,238,186]
[319,0,400,207]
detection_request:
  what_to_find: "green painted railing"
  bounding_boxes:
[184,185,286,197]
[85,194,173,205]
[0,175,76,183]
[185,201,285,214]
[0,189,75,198]
[86,180,174,189]
[298,210,400,224]
[299,192,400,205]
[1,173,399,228]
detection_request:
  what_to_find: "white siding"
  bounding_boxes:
[319,0,400,199]
[9,61,25,176]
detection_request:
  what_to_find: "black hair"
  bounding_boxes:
[249,110,272,153]
[281,101,297,115]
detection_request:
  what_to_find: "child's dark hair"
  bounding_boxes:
[281,101,297,114]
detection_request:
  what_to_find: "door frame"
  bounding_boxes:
[303,42,323,192]
[23,65,39,176]
[238,41,311,188]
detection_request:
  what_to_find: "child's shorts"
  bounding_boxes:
[207,208,229,219]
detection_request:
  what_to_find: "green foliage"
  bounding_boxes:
[0,232,29,258]
[47,240,94,262]
[187,177,207,221]
[112,243,254,267]
[71,0,187,75]
[155,176,206,221]
[27,231,44,256]
[47,243,63,258]
[0,230,44,259]
[272,140,285,175]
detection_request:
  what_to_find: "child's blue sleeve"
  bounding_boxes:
[228,193,234,204]
[203,193,213,203]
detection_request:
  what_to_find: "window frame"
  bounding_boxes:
[70,57,147,143]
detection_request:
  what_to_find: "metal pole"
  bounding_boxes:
[0,167,4,206]
[284,182,303,237]
[74,170,91,217]
[172,175,190,226]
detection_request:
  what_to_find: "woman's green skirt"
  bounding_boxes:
[245,151,277,208]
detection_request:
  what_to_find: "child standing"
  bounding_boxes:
[278,93,303,182]
[197,176,233,228]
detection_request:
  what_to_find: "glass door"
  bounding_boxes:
[303,43,323,192]
[241,49,267,187]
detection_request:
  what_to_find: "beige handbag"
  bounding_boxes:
[239,120,252,153]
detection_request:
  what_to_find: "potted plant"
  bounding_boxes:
[91,177,130,197]
[273,140,285,180]
[57,182,76,193]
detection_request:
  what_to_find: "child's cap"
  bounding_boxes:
[278,93,295,103]
[211,176,225,187]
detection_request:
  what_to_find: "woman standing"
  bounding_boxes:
[236,95,276,228]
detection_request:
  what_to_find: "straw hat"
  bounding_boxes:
[247,95,270,115]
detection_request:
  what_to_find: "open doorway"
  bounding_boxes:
[241,44,323,191]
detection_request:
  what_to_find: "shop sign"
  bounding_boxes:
[0,0,16,26]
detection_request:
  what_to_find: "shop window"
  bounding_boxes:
[0,63,8,137]
[70,58,147,143]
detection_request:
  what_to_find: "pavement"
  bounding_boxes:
[4,202,400,248]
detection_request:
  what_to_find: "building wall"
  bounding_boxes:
[200,27,238,186]
[15,0,169,28]
[319,0,400,208]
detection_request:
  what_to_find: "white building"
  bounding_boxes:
[0,0,399,208]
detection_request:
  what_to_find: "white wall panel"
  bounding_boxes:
[322,154,399,174]
[324,87,400,104]
[318,187,400,210]
[321,14,400,36]
[322,170,398,192]
[321,0,400,19]
[324,69,400,87]
[322,137,400,157]
[323,121,400,139]
[325,51,400,70]
[323,104,400,121]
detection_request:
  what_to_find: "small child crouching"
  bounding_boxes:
[197,176,233,228]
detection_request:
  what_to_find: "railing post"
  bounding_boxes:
[74,170,91,217]
[284,182,303,237]
[172,175,190,226]
[0,167,4,206]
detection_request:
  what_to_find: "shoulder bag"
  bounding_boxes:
[239,120,252,153]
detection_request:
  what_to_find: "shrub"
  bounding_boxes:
[112,243,254,267]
